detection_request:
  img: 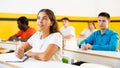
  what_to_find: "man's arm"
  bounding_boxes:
[18,37,30,42]
[8,35,31,42]
[64,34,74,39]
[8,34,19,41]
[79,33,95,48]
[92,34,119,51]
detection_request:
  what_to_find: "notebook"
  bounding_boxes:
[0,53,28,62]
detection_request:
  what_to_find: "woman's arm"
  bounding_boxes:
[26,44,59,61]
[15,42,32,59]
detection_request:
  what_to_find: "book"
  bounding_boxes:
[0,53,28,62]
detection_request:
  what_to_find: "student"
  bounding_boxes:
[8,16,36,42]
[15,9,62,62]
[60,17,76,64]
[79,12,119,51]
[60,17,75,39]
[80,21,96,38]
[73,12,119,66]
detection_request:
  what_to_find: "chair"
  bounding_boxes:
[80,63,112,68]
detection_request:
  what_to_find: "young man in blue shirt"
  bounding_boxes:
[79,12,119,51]
[73,12,119,66]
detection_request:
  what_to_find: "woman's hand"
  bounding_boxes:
[15,47,24,59]
[25,51,34,57]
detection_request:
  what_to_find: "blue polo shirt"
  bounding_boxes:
[79,28,119,51]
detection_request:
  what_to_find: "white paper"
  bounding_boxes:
[0,53,28,62]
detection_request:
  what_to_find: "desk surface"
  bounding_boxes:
[0,53,79,68]
[63,48,120,68]
[0,41,79,68]
[0,48,10,54]
[0,61,20,68]
[0,41,17,53]
[0,41,24,45]
[64,48,120,60]
[10,58,79,68]
[0,41,25,51]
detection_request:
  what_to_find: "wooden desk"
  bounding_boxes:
[63,48,120,68]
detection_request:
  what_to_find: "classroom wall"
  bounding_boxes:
[0,1,120,50]
[0,0,120,16]
[0,12,120,40]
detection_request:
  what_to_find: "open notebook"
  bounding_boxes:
[0,53,28,62]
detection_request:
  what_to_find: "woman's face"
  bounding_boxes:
[37,11,52,31]
[88,22,95,30]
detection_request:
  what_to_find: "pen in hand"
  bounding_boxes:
[15,47,24,59]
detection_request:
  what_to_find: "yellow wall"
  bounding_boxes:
[0,12,120,40]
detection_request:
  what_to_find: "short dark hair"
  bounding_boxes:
[17,16,28,25]
[61,17,69,21]
[98,12,110,19]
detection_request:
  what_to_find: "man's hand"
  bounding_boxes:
[81,44,92,50]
